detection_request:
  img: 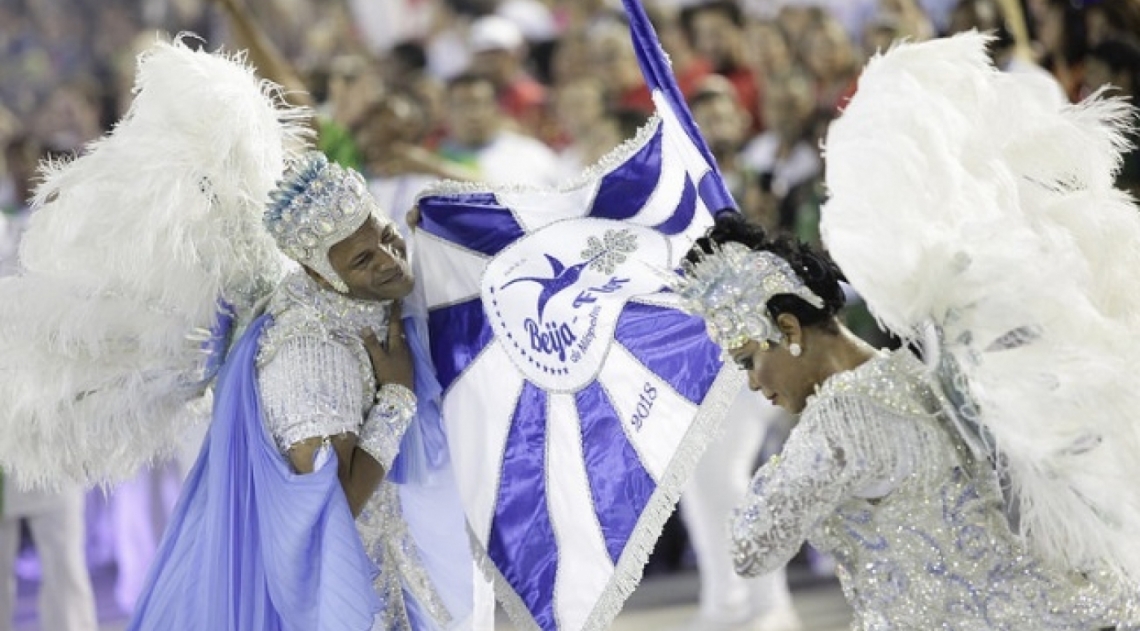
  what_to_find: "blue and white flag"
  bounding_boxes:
[413,2,743,629]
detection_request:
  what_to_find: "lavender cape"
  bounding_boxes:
[127,314,382,630]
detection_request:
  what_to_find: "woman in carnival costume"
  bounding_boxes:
[0,39,473,630]
[675,32,1140,629]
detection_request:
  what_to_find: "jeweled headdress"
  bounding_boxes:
[675,241,825,349]
[265,152,375,293]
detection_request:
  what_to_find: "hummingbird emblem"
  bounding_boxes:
[499,228,638,321]
[501,254,596,321]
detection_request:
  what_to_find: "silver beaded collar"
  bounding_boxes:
[272,268,391,336]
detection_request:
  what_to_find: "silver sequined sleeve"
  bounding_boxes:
[259,335,367,453]
[730,394,928,577]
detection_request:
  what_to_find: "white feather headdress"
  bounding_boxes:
[0,37,309,487]
[822,32,1140,588]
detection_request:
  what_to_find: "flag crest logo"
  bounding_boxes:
[485,220,670,390]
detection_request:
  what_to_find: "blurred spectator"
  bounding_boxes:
[423,0,522,82]
[1032,0,1088,101]
[877,0,936,41]
[376,41,450,145]
[325,54,385,130]
[589,18,657,115]
[861,14,903,59]
[356,89,477,235]
[947,0,1067,102]
[438,72,561,186]
[747,19,796,78]
[551,78,623,178]
[798,12,862,115]
[680,1,764,130]
[348,0,436,56]
[1085,37,1140,197]
[31,79,105,154]
[741,69,822,238]
[468,14,549,137]
[1083,0,1140,49]
[549,27,594,86]
[689,77,765,223]
[646,5,715,102]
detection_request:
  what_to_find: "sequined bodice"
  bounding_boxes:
[256,269,389,451]
[732,350,1135,630]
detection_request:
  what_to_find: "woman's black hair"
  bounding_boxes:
[686,212,847,330]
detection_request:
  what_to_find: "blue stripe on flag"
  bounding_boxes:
[588,125,663,221]
[622,0,735,214]
[419,192,525,257]
[613,302,721,404]
[575,382,657,564]
[698,171,733,214]
[488,381,558,629]
[428,299,494,393]
[651,176,697,236]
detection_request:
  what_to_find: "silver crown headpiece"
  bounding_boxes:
[265,152,374,293]
[675,242,825,349]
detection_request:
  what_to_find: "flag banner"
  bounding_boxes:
[412,1,744,629]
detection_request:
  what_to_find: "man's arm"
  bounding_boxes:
[288,434,385,517]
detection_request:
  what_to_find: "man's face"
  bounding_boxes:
[326,216,414,302]
[445,81,500,147]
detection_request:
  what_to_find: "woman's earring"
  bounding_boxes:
[789,343,802,357]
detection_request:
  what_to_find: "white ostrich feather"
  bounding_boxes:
[0,37,309,487]
[821,32,1140,588]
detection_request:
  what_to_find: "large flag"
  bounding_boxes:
[413,1,743,629]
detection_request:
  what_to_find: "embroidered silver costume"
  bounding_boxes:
[257,268,446,631]
[731,349,1139,630]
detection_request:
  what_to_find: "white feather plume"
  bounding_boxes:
[821,32,1140,588]
[0,37,309,487]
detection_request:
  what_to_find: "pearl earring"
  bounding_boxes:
[789,343,802,357]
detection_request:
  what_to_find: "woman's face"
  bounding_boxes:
[729,330,818,414]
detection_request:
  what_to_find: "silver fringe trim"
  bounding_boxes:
[469,365,745,631]
[468,526,542,631]
[581,365,744,631]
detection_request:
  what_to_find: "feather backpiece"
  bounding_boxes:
[0,37,308,487]
[821,32,1140,589]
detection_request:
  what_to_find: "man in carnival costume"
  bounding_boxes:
[0,40,474,630]
[676,33,1140,630]
[128,151,475,631]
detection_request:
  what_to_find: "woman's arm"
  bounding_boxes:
[730,395,920,576]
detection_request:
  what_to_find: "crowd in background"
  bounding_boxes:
[3,0,1140,228]
[2,0,1140,621]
